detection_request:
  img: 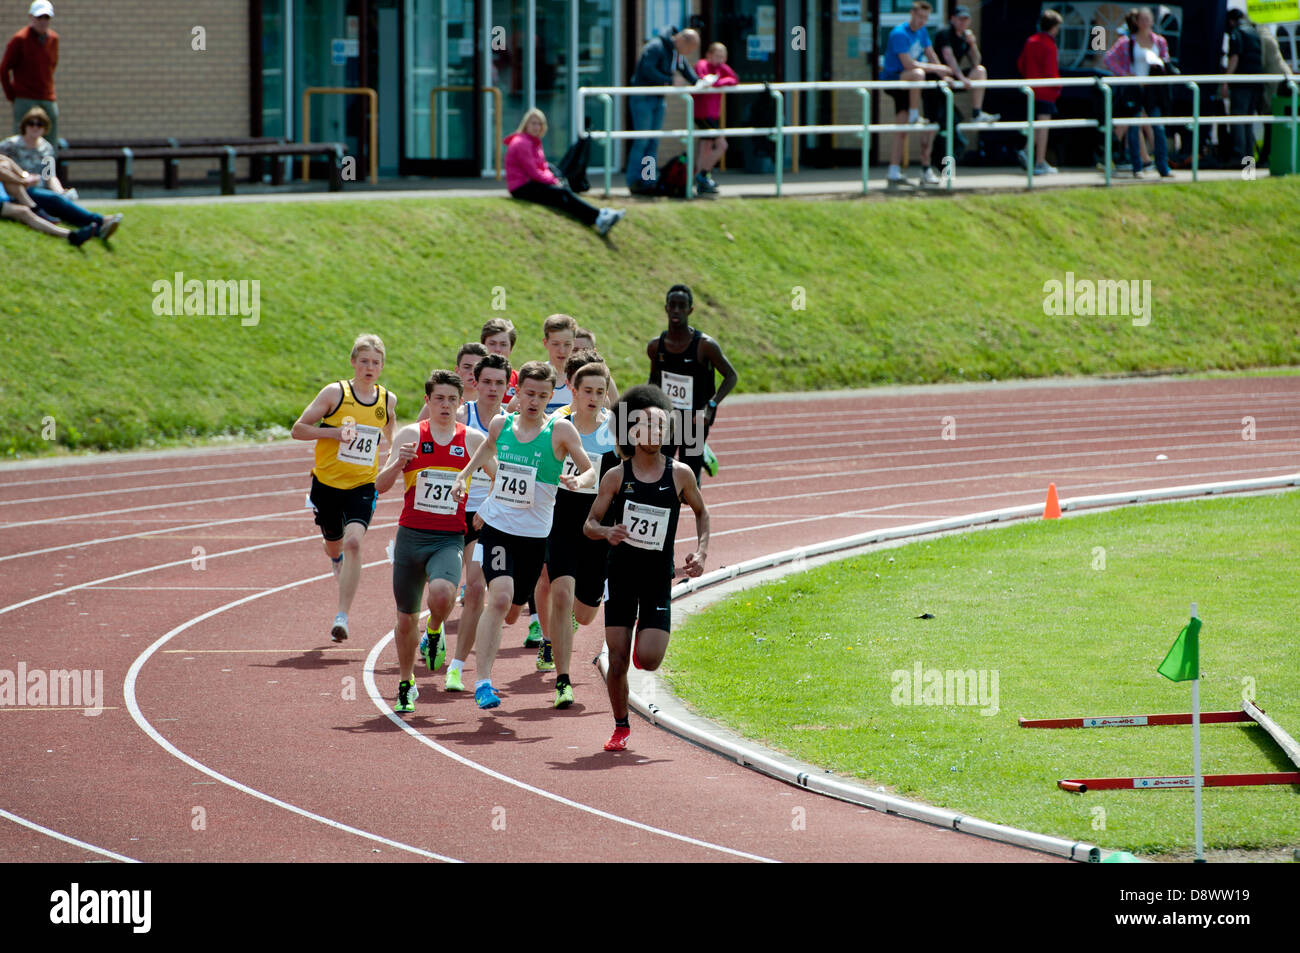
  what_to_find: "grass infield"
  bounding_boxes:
[664,491,1300,856]
[6,176,1300,456]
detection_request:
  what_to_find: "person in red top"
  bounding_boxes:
[1015,9,1063,175]
[504,107,625,236]
[2,2,58,144]
[377,369,491,714]
[692,42,738,194]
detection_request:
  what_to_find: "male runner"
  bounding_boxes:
[575,325,620,407]
[584,384,709,751]
[441,352,511,692]
[452,361,595,710]
[481,317,520,405]
[291,334,397,642]
[376,370,486,713]
[646,284,738,483]
[541,352,618,707]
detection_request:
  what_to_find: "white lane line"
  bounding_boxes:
[0,454,307,489]
[361,633,779,863]
[86,586,273,591]
[0,521,392,618]
[0,469,305,506]
[122,561,461,864]
[0,507,308,564]
[0,807,139,863]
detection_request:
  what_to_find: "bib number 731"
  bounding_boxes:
[623,500,670,551]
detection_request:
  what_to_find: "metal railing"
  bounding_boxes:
[580,73,1297,198]
[429,86,504,179]
[301,87,378,184]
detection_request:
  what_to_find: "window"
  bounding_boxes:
[1046,2,1184,71]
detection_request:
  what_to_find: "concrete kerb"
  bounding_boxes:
[595,474,1300,863]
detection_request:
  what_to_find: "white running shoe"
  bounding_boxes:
[922,167,942,186]
[973,110,1000,123]
[330,612,349,643]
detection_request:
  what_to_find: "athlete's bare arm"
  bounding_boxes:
[584,467,629,544]
[700,336,739,426]
[676,464,709,576]
[376,423,420,494]
[464,428,497,481]
[455,403,469,425]
[553,418,594,490]
[290,383,346,442]
[453,414,506,500]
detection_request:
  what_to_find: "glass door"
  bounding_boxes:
[405,0,478,174]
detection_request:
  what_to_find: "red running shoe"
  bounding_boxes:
[604,726,631,751]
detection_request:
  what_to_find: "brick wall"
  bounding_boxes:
[31,1,250,182]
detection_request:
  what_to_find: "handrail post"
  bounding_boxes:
[1289,78,1298,178]
[680,92,695,199]
[598,92,612,197]
[858,88,870,194]
[1187,81,1200,183]
[942,82,954,190]
[771,87,784,197]
[1102,81,1113,186]
[1022,85,1034,189]
[301,90,311,181]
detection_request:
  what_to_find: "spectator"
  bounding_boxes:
[881,1,953,187]
[2,2,58,144]
[1016,9,1063,175]
[933,6,999,124]
[0,105,122,232]
[1222,9,1265,169]
[0,154,96,246]
[693,42,737,194]
[1103,7,1174,178]
[626,26,699,193]
[505,108,624,236]
[1259,22,1294,165]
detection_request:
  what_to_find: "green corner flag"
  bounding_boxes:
[1157,616,1201,682]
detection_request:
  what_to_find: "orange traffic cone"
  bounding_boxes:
[1043,483,1061,520]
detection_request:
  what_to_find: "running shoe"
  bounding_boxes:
[445,667,464,692]
[572,614,579,633]
[524,619,543,648]
[702,443,719,477]
[330,612,349,643]
[921,167,942,186]
[433,627,446,670]
[554,683,574,709]
[604,726,631,751]
[457,583,466,605]
[421,621,445,671]
[395,680,419,713]
[475,682,501,709]
[536,640,556,672]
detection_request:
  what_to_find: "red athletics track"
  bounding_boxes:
[1,376,1296,863]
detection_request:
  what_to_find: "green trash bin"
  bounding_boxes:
[1270,91,1298,177]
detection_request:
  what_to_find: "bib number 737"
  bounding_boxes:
[415,469,459,515]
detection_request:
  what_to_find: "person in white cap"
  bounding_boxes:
[2,2,59,145]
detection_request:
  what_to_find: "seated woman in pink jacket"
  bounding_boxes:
[693,43,739,194]
[505,109,624,235]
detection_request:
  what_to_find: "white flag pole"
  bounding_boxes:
[1191,601,1204,863]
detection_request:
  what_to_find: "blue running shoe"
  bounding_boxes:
[475,682,500,710]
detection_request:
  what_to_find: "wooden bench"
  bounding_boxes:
[57,141,347,197]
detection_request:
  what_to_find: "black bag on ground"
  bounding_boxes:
[557,136,592,193]
[657,154,689,197]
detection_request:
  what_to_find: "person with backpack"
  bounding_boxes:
[626,27,700,193]
[505,108,624,235]
[1103,7,1174,179]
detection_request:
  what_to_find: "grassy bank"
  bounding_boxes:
[7,177,1299,455]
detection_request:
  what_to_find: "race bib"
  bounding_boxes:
[337,424,381,467]
[415,468,459,515]
[623,500,670,551]
[561,456,596,494]
[660,371,693,411]
[494,461,537,508]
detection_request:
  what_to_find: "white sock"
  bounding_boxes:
[449,659,464,675]
[908,108,919,123]
[475,678,491,690]
[529,613,539,626]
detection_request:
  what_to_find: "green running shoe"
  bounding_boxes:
[395,679,418,713]
[703,442,719,477]
[421,622,446,671]
[536,640,555,672]
[445,667,464,692]
[554,682,574,709]
[524,619,543,648]
[571,614,579,633]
